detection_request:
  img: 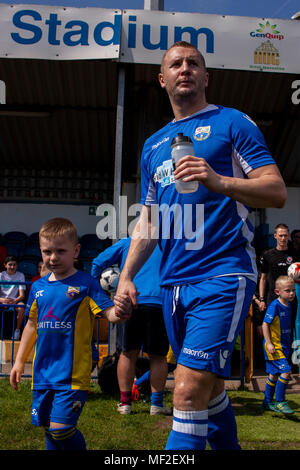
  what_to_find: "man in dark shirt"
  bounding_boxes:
[259,224,294,310]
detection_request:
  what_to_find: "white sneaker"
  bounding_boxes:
[117,403,132,415]
[13,329,21,340]
[150,405,172,416]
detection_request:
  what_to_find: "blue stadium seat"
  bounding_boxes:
[28,232,39,242]
[79,247,100,260]
[18,260,38,281]
[81,260,92,274]
[4,231,28,244]
[5,243,21,258]
[80,234,104,251]
[21,245,41,260]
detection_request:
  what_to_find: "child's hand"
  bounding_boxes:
[113,294,132,320]
[10,362,24,390]
[266,342,275,355]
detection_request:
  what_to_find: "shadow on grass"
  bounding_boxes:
[230,393,300,419]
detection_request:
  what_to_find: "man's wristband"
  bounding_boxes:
[259,298,265,302]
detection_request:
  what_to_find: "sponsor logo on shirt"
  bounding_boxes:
[37,307,72,331]
[194,126,211,141]
[35,290,44,298]
[153,159,174,187]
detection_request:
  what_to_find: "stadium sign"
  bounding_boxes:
[1,4,300,73]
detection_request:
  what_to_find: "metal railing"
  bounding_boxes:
[0,280,252,386]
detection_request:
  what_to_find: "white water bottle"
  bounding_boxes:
[171,133,199,193]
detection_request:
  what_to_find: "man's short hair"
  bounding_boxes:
[161,41,206,72]
[39,218,78,245]
[274,223,289,232]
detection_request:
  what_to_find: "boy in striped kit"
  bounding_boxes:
[10,218,131,450]
[262,275,295,414]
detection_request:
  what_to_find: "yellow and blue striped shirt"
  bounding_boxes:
[26,270,112,391]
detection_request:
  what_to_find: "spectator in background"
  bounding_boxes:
[30,260,43,284]
[0,256,26,340]
[29,261,50,291]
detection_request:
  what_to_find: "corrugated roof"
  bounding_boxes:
[0,58,299,204]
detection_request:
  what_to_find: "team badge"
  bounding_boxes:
[66,286,80,299]
[194,126,211,141]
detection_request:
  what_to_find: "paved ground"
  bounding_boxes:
[165,370,300,394]
[2,362,300,395]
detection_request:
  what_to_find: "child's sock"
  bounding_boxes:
[207,390,240,450]
[150,391,164,408]
[120,390,132,406]
[45,428,59,450]
[165,408,208,450]
[275,375,289,402]
[264,376,277,402]
[48,425,86,450]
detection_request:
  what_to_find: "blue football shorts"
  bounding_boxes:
[161,275,256,378]
[266,358,291,375]
[31,389,88,427]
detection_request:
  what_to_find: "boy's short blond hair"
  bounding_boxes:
[275,275,294,289]
[39,218,78,245]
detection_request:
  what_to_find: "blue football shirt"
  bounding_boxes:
[140,105,276,286]
[91,237,162,306]
[25,270,112,390]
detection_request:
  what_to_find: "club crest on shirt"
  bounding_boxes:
[66,286,80,299]
[194,126,211,141]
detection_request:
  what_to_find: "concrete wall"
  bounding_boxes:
[265,187,300,233]
[0,186,299,239]
[0,203,99,237]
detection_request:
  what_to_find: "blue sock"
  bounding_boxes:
[165,408,207,450]
[45,429,60,450]
[207,391,240,450]
[48,425,86,450]
[275,375,289,402]
[151,391,164,407]
[264,377,277,403]
[135,370,150,387]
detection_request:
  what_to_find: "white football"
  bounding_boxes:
[287,262,300,280]
[100,266,121,293]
